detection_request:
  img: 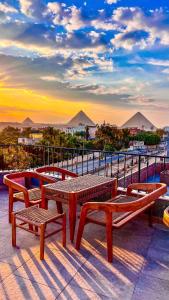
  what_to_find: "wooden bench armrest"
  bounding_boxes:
[127,182,166,195]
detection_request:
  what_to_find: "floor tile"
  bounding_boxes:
[0,274,58,300]
[14,247,86,292]
[141,257,169,281]
[70,251,140,299]
[132,274,169,300]
[57,285,112,300]
[0,262,17,283]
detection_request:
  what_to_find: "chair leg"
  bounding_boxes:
[40,224,45,260]
[12,213,16,247]
[34,226,39,236]
[106,212,113,263]
[76,210,87,250]
[41,186,48,209]
[62,214,66,247]
[56,202,63,214]
[8,188,13,223]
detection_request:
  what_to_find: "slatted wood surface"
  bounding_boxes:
[14,188,41,202]
[15,206,62,225]
[88,195,140,223]
[45,174,114,193]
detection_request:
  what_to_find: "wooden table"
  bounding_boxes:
[41,174,117,242]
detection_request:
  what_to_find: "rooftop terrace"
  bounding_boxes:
[0,189,169,300]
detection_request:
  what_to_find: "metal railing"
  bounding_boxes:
[0,144,168,188]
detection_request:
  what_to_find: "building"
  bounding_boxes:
[18,137,35,145]
[121,112,156,132]
[129,140,145,150]
[88,126,97,139]
[62,125,86,135]
[18,132,43,145]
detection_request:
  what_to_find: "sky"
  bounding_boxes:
[0,0,169,127]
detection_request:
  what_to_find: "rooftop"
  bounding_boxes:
[0,189,169,299]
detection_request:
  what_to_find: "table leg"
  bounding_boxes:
[41,186,48,209]
[69,194,77,243]
[56,201,63,214]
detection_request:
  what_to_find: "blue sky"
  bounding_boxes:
[0,0,169,126]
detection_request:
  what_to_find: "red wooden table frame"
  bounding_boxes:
[41,175,117,242]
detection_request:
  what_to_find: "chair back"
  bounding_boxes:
[36,166,78,181]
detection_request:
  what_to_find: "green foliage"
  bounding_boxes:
[104,144,115,152]
[85,126,90,141]
[0,126,20,144]
[84,140,95,149]
[21,127,32,138]
[40,127,85,148]
[134,131,160,145]
[95,124,130,151]
[74,131,85,138]
[0,146,32,170]
[156,128,165,138]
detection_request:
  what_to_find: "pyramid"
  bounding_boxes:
[121,112,156,131]
[67,110,95,126]
[22,117,34,125]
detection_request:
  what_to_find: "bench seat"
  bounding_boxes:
[76,182,167,262]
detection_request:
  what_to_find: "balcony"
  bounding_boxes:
[0,145,169,299]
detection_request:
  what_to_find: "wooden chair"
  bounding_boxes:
[3,171,56,223]
[76,182,167,262]
[12,206,66,260]
[36,166,78,213]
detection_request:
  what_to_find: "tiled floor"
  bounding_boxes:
[0,189,169,300]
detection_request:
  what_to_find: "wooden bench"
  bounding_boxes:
[76,182,167,262]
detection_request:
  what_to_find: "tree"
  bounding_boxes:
[156,128,165,138]
[21,127,32,138]
[85,126,90,141]
[134,132,160,145]
[1,146,32,170]
[121,128,130,148]
[0,126,20,144]
[95,124,128,151]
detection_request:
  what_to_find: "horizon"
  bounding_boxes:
[0,0,169,126]
[0,110,160,130]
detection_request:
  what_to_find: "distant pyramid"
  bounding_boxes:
[121,112,156,131]
[22,117,34,125]
[67,110,95,126]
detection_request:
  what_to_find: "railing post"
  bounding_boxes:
[138,155,141,183]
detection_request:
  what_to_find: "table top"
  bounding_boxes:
[44,174,115,194]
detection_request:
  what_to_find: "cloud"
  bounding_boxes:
[111,7,169,50]
[19,0,45,20]
[162,68,169,74]
[111,30,149,50]
[0,2,17,13]
[40,75,62,82]
[105,0,120,4]
[146,59,169,67]
[0,20,108,58]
